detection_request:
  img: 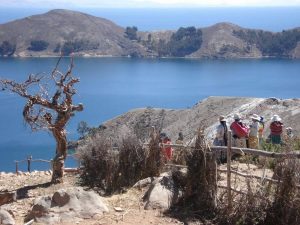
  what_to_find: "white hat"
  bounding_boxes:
[233,114,241,120]
[250,114,260,121]
[219,115,226,122]
[271,115,282,122]
[286,127,292,130]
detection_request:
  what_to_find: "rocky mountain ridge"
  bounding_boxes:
[1,9,300,58]
[89,96,300,144]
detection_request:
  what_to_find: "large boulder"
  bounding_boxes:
[26,187,108,224]
[143,170,186,210]
[0,209,15,225]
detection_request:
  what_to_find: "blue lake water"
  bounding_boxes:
[0,57,300,172]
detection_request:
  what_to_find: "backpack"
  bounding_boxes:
[230,121,249,138]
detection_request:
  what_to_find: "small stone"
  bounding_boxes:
[52,189,70,207]
[93,214,103,220]
[0,191,16,206]
[17,171,24,176]
[114,207,124,212]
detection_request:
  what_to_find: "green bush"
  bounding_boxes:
[0,41,16,56]
[233,29,300,57]
[125,26,138,40]
[147,26,203,57]
[28,40,49,51]
[53,43,61,53]
[168,27,203,57]
[61,40,99,56]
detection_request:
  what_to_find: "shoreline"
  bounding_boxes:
[1,55,300,60]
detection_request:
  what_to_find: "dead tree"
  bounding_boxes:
[0,58,83,183]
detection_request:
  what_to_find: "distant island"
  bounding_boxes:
[0,9,300,58]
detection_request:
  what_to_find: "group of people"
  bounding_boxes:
[158,113,292,161]
[214,113,293,149]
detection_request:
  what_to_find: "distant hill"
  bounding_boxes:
[0,9,300,58]
[0,9,148,57]
[140,23,300,58]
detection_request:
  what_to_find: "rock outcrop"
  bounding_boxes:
[26,187,108,224]
[142,172,184,210]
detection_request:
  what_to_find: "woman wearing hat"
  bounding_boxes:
[214,116,228,146]
[270,115,283,144]
[230,113,249,148]
[248,114,261,149]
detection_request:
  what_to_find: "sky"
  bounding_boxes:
[1,0,300,8]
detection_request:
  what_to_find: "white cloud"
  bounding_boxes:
[1,0,300,8]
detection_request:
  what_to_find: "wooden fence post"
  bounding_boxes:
[15,161,18,175]
[227,131,232,211]
[27,155,32,172]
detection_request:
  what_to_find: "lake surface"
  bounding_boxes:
[1,57,300,171]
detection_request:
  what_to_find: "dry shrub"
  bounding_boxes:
[78,132,163,195]
[143,130,163,177]
[216,182,271,225]
[117,137,146,188]
[183,129,217,217]
[216,149,300,225]
[264,157,300,225]
[77,136,119,194]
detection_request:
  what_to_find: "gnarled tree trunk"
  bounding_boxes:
[51,128,67,183]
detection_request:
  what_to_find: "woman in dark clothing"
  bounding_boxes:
[270,115,283,144]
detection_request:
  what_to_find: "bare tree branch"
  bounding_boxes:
[0,57,84,183]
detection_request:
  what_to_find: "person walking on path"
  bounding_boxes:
[162,136,173,161]
[214,116,228,146]
[270,115,283,145]
[230,113,249,148]
[248,114,261,149]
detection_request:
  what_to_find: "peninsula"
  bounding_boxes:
[0,9,300,58]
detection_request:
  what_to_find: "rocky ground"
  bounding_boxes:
[0,161,274,225]
[0,171,182,225]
